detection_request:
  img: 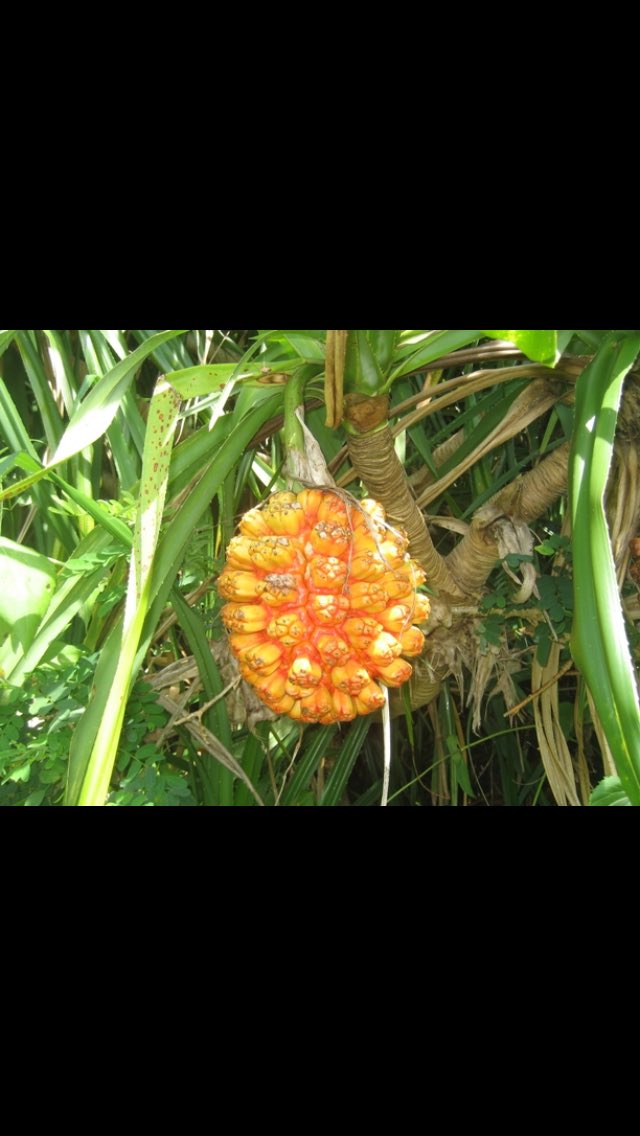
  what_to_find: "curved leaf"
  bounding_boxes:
[0,330,188,503]
[0,538,56,678]
[570,333,640,803]
[0,330,18,358]
[482,330,558,366]
[389,330,484,382]
[344,330,384,394]
[53,330,187,465]
[590,776,631,806]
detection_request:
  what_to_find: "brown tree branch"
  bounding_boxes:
[344,395,466,601]
[391,443,571,716]
[445,442,570,596]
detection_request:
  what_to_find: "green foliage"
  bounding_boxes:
[110,684,194,807]
[569,334,640,803]
[482,330,558,365]
[475,537,574,667]
[589,776,631,807]
[2,328,638,805]
[320,718,372,806]
[0,537,56,675]
[343,331,385,395]
[0,652,179,806]
[534,534,570,557]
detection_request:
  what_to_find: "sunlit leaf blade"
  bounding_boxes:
[0,378,77,550]
[48,473,133,546]
[280,333,326,361]
[481,330,558,366]
[128,378,181,612]
[0,539,56,678]
[388,330,484,381]
[8,538,115,690]
[0,378,40,460]
[53,330,187,466]
[168,365,248,397]
[590,776,631,806]
[78,378,181,806]
[16,332,64,450]
[569,333,640,804]
[0,330,187,503]
[0,330,18,357]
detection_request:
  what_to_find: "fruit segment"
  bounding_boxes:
[218,490,430,723]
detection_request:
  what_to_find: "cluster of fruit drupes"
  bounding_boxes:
[217,490,430,724]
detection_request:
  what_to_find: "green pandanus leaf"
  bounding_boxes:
[569,333,640,804]
[0,330,188,504]
[65,389,283,805]
[343,330,385,395]
[367,331,399,375]
[77,377,182,806]
[482,330,558,366]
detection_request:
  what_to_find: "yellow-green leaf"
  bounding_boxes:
[481,330,558,366]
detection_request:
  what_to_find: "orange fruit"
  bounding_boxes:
[218,490,430,724]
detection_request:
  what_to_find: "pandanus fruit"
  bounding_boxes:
[217,490,430,724]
